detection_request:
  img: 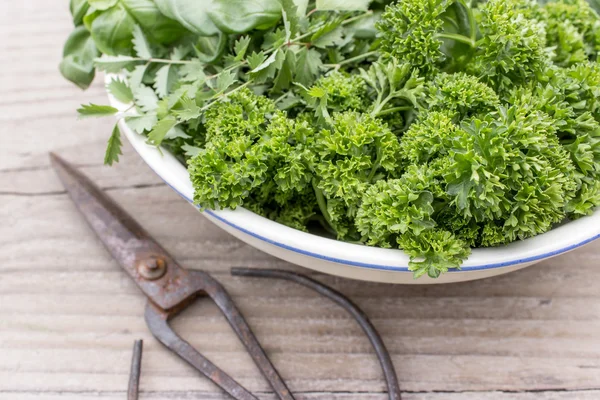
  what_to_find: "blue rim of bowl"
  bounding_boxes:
[158,176,600,273]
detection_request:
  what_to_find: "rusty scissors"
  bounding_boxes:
[50,153,401,400]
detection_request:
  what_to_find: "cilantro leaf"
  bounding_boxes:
[104,123,123,166]
[173,96,202,122]
[216,70,238,93]
[133,85,159,113]
[148,117,177,146]
[125,114,157,134]
[179,59,206,83]
[154,65,177,98]
[234,36,251,61]
[132,24,152,58]
[251,50,280,73]
[247,51,267,70]
[94,55,139,73]
[295,48,323,87]
[107,78,134,103]
[280,0,299,38]
[128,65,148,88]
[77,103,119,118]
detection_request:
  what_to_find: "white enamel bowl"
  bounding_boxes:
[107,80,600,284]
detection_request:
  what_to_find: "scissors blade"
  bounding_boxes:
[50,153,199,310]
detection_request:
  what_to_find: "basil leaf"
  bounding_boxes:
[121,0,188,43]
[59,26,100,89]
[70,0,90,26]
[89,4,136,54]
[208,0,282,34]
[153,0,220,36]
[88,0,187,55]
[194,34,227,63]
[88,0,118,10]
[316,0,371,11]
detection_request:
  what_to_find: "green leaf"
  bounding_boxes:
[170,45,190,61]
[179,60,206,83]
[173,96,202,121]
[276,92,303,110]
[60,26,100,89]
[125,114,158,133]
[292,0,309,17]
[104,123,123,165]
[182,143,202,157]
[234,36,252,61]
[121,0,188,44]
[148,117,177,146]
[250,49,285,83]
[94,55,139,72]
[273,50,295,92]
[251,50,279,73]
[128,64,148,88]
[154,65,178,98]
[154,0,220,36]
[193,34,227,63]
[316,0,371,10]
[295,47,323,86]
[132,24,152,58]
[208,0,282,33]
[247,51,267,70]
[107,78,134,103]
[133,85,159,113]
[88,0,187,55]
[70,0,91,26]
[280,0,299,38]
[312,26,345,48]
[88,4,136,55]
[308,86,326,98]
[88,0,117,10]
[165,125,191,139]
[216,70,237,93]
[77,103,119,118]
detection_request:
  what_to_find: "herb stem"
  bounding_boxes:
[147,58,195,65]
[200,81,252,111]
[367,162,380,183]
[457,0,478,42]
[372,95,393,116]
[312,180,336,235]
[375,105,413,117]
[435,33,475,48]
[324,50,378,68]
[273,92,290,104]
[342,10,374,26]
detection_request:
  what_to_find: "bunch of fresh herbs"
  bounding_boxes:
[62,0,600,278]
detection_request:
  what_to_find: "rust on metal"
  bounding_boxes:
[231,268,402,400]
[50,153,293,400]
[137,256,167,280]
[128,340,143,400]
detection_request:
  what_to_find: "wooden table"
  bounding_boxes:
[2,2,600,399]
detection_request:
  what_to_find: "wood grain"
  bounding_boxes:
[1,1,599,399]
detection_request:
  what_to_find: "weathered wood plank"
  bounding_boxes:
[1,0,600,398]
[2,391,600,400]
